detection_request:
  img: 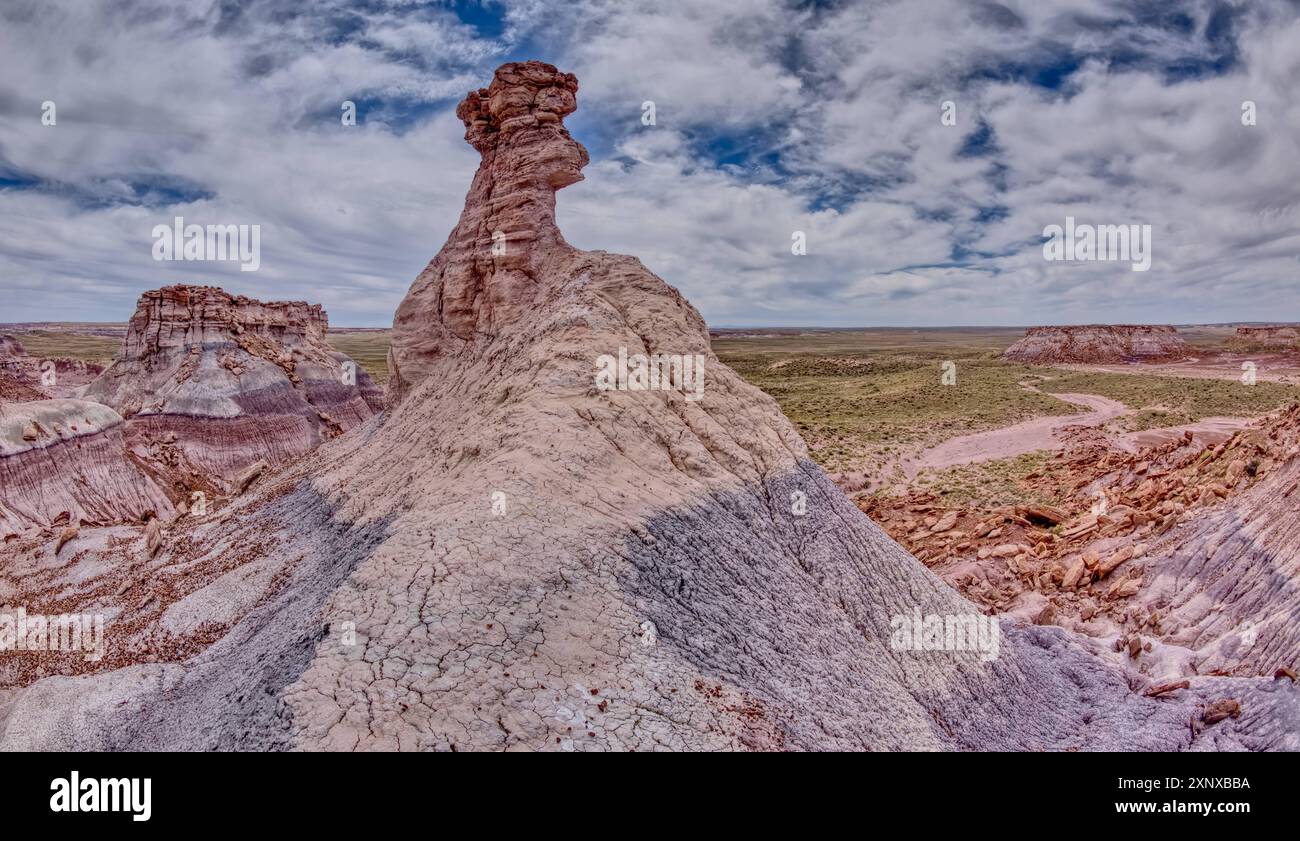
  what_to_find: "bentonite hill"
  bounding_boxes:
[1,62,1295,751]
[0,286,380,539]
[85,284,383,483]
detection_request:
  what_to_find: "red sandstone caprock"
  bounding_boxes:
[387,62,588,402]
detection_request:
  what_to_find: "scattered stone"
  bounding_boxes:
[1062,557,1087,589]
[54,525,78,555]
[930,510,958,533]
[1202,699,1241,725]
[1097,545,1134,578]
[1016,504,1066,526]
[144,518,162,559]
[1106,574,1143,600]
[235,460,269,494]
[1145,680,1190,697]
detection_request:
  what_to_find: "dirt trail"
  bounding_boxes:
[1116,416,1249,452]
[906,392,1126,478]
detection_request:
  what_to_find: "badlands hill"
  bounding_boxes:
[1,63,1294,751]
[0,287,379,539]
[1003,325,1190,364]
[84,285,382,484]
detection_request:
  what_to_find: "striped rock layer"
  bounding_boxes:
[83,285,383,488]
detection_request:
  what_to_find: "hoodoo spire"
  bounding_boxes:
[387,62,590,401]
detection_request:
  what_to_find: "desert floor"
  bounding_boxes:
[9,321,1299,504]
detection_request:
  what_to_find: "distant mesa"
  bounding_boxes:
[1233,325,1299,350]
[1002,324,1190,365]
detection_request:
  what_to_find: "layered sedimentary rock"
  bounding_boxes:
[1234,325,1299,349]
[1130,406,1300,679]
[84,286,382,487]
[1003,325,1190,364]
[0,399,174,538]
[387,61,588,402]
[2,63,1294,751]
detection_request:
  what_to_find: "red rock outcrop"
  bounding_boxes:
[1003,325,1190,364]
[0,373,46,402]
[387,61,587,401]
[84,285,382,488]
[1234,325,1299,349]
[2,64,1294,751]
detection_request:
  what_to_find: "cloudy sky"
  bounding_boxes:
[1,0,1297,327]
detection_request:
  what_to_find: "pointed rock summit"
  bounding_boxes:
[3,64,1293,750]
[388,62,588,401]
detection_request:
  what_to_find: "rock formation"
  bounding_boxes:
[0,399,174,539]
[387,61,588,402]
[1,63,1294,751]
[0,335,26,359]
[0,288,379,539]
[1003,325,1190,364]
[84,285,383,487]
[1130,406,1300,679]
[1233,325,1299,349]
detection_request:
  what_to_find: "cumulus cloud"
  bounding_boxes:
[0,0,1297,326]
